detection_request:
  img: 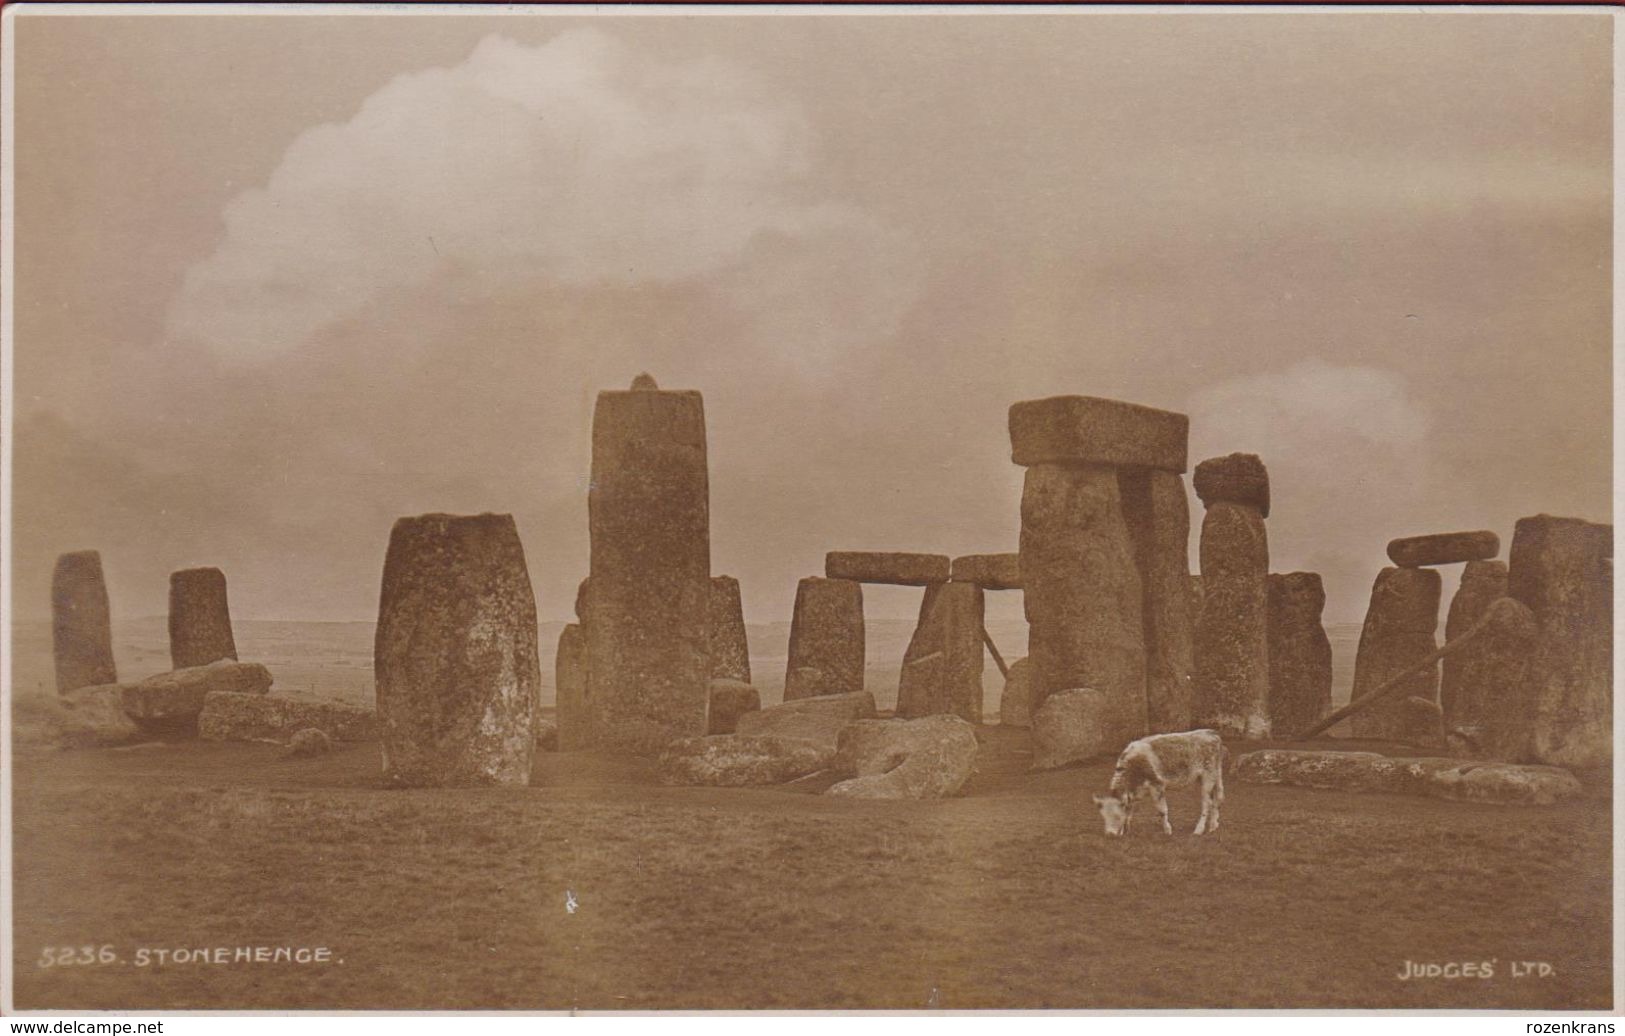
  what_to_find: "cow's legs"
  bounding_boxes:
[1207,771,1224,833]
[1193,776,1212,835]
[1151,784,1172,835]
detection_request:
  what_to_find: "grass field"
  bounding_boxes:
[9,725,1611,1011]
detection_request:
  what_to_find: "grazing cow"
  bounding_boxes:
[1092,729,1226,837]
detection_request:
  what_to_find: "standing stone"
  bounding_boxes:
[1118,468,1195,733]
[1348,566,1442,742]
[1019,463,1146,741]
[784,577,865,699]
[555,623,590,751]
[1507,515,1612,769]
[587,377,711,753]
[708,576,751,684]
[375,513,540,787]
[168,567,238,670]
[1266,573,1332,738]
[999,656,1035,727]
[1446,597,1539,762]
[1440,560,1508,724]
[52,550,116,693]
[1192,454,1271,739]
[896,580,984,723]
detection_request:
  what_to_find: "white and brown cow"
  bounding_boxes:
[1092,729,1226,837]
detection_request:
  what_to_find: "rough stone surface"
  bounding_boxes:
[14,685,143,749]
[1020,463,1146,741]
[1009,395,1189,472]
[1194,497,1270,739]
[375,513,540,786]
[286,728,335,757]
[535,718,559,751]
[1446,596,1539,763]
[826,715,980,799]
[1266,572,1332,738]
[707,679,761,735]
[999,656,1035,727]
[733,691,876,752]
[1231,749,1582,805]
[1120,468,1195,733]
[1387,530,1500,568]
[52,550,117,693]
[1030,688,1120,770]
[656,735,831,786]
[1441,560,1509,723]
[896,581,984,723]
[198,690,376,743]
[1192,453,1271,519]
[708,575,752,683]
[122,661,273,736]
[1399,696,1447,751]
[784,666,828,700]
[587,383,711,753]
[168,567,238,669]
[949,553,1022,590]
[554,623,590,751]
[1507,515,1612,770]
[1349,566,1442,742]
[784,578,865,699]
[825,551,949,586]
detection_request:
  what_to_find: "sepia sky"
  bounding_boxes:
[8,9,1612,626]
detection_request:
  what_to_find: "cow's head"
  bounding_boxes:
[1092,793,1129,837]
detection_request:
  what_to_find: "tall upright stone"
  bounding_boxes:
[555,622,590,751]
[1119,468,1195,733]
[1192,454,1271,739]
[896,580,984,723]
[587,375,711,753]
[708,575,752,684]
[51,550,116,693]
[1009,395,1184,742]
[374,513,540,787]
[1266,572,1332,738]
[168,567,238,670]
[1349,566,1442,742]
[1440,560,1508,724]
[1446,596,1539,763]
[784,577,865,699]
[1507,515,1612,769]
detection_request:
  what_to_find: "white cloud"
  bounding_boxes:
[168,30,915,368]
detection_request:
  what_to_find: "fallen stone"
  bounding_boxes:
[656,735,831,787]
[52,550,117,693]
[826,715,979,799]
[784,577,865,699]
[1507,514,1612,770]
[1194,486,1271,739]
[949,553,1022,590]
[14,684,143,749]
[999,656,1035,727]
[1349,566,1441,743]
[707,679,761,735]
[895,580,984,723]
[168,566,238,669]
[734,691,877,752]
[1020,463,1146,739]
[825,551,950,586]
[1008,395,1189,472]
[1231,749,1582,805]
[198,690,377,743]
[1192,453,1271,519]
[587,379,711,754]
[122,661,273,736]
[1266,572,1332,738]
[1030,688,1119,770]
[708,575,752,683]
[1387,531,1500,568]
[375,512,540,785]
[1120,467,1195,733]
[285,728,334,758]
[1441,560,1509,724]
